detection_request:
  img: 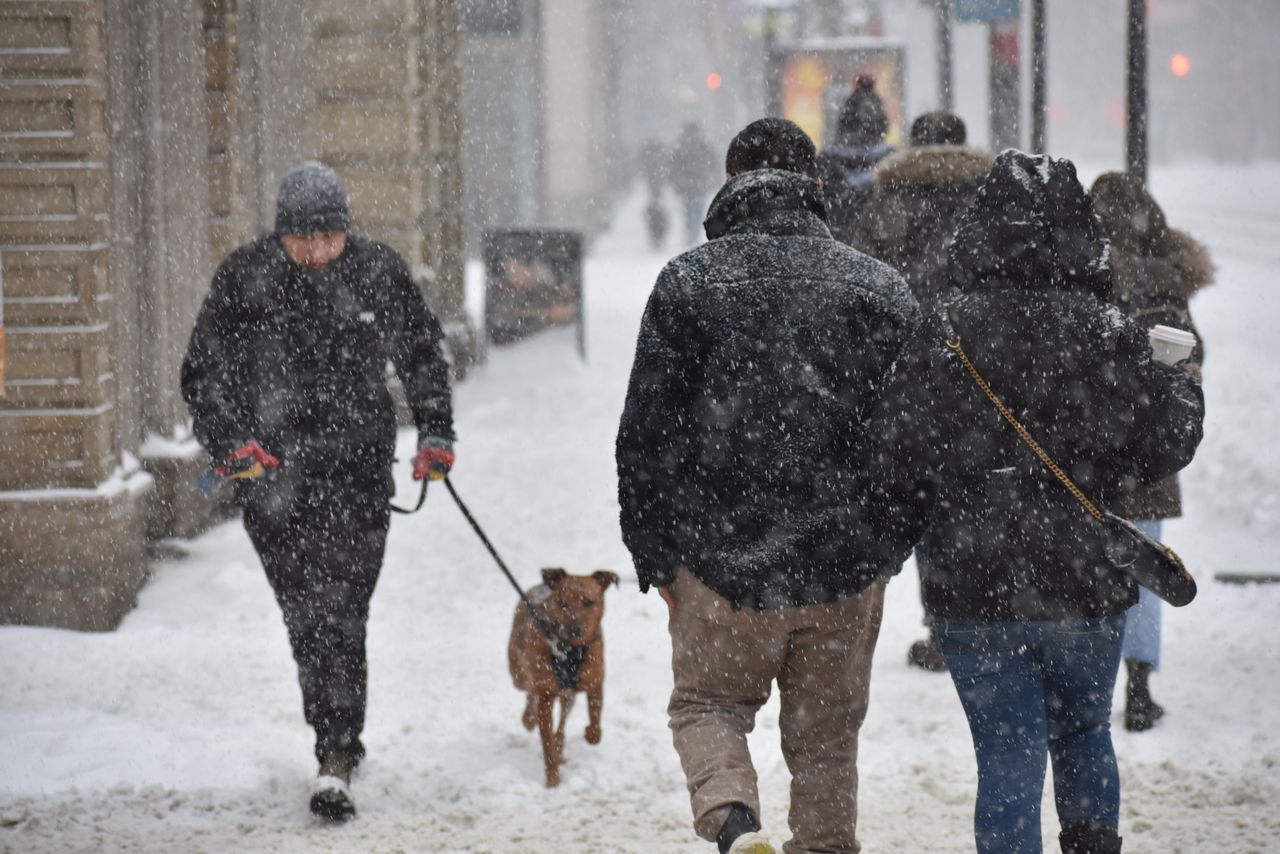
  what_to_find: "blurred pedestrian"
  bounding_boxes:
[181,161,457,822]
[641,138,671,250]
[852,110,994,672]
[863,151,1205,853]
[1090,171,1215,732]
[817,74,896,243]
[617,118,924,854]
[670,122,719,247]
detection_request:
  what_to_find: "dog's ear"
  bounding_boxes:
[592,570,620,591]
[541,568,567,587]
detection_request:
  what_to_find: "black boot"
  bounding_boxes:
[1124,659,1165,732]
[1060,823,1122,853]
[717,803,761,854]
[310,750,356,822]
[907,627,948,672]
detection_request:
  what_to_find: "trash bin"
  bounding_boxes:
[482,229,583,353]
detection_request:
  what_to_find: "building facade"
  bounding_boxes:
[0,0,468,630]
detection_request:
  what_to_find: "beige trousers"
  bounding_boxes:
[666,568,885,854]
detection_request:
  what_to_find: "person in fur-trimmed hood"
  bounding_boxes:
[852,111,993,673]
[853,111,994,312]
[1090,170,1216,733]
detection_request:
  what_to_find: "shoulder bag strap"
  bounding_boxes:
[944,336,1105,521]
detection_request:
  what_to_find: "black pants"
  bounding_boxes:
[242,479,391,765]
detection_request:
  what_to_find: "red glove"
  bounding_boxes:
[216,440,280,477]
[412,441,455,481]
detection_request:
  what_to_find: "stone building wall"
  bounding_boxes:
[1,0,468,630]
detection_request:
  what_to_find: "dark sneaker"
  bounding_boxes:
[907,636,948,672]
[310,775,356,822]
[1125,695,1166,731]
[311,750,356,822]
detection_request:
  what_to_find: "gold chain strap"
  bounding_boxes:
[944,338,1189,576]
[945,338,1104,521]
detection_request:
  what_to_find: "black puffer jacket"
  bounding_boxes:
[181,234,454,497]
[866,152,1205,621]
[616,169,923,610]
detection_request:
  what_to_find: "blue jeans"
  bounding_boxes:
[936,616,1126,854]
[1121,519,1163,667]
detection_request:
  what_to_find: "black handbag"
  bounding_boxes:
[945,337,1197,607]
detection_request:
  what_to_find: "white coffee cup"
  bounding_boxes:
[1148,324,1197,365]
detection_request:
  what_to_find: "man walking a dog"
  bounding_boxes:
[181,162,456,822]
[616,119,925,854]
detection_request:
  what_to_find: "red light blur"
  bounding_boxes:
[706,72,722,90]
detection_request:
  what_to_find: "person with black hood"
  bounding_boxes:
[852,110,994,672]
[180,161,456,822]
[817,74,896,244]
[617,118,923,854]
[1090,171,1215,733]
[862,150,1205,853]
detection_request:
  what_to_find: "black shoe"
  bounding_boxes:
[1124,660,1165,732]
[310,783,356,822]
[311,750,356,822]
[907,633,948,672]
[717,803,761,854]
[1059,822,1122,853]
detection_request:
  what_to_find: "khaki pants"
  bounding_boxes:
[667,569,885,854]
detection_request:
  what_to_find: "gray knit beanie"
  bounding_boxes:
[274,161,351,235]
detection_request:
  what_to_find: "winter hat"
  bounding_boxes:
[949,149,1112,297]
[275,161,351,235]
[910,111,967,147]
[836,75,889,146]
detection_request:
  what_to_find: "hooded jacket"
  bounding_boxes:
[816,141,896,244]
[864,151,1205,621]
[181,234,454,498]
[1091,172,1215,520]
[853,144,994,310]
[616,169,923,610]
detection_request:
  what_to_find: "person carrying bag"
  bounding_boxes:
[859,150,1205,854]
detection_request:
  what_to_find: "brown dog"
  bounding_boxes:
[508,568,619,787]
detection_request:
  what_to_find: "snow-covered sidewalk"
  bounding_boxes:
[2,163,1279,853]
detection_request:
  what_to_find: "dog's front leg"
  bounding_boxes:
[535,693,561,787]
[585,683,603,744]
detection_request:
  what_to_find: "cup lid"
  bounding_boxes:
[1149,324,1197,346]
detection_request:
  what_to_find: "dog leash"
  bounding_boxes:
[441,477,575,668]
[389,478,429,514]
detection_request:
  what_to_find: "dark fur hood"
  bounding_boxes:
[1090,170,1215,301]
[873,145,994,191]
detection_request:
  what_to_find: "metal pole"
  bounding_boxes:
[764,8,782,116]
[1030,0,1047,153]
[1125,0,1148,183]
[936,0,954,112]
[988,17,1021,152]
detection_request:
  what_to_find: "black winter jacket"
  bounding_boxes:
[181,234,454,497]
[616,169,923,610]
[864,152,1205,621]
